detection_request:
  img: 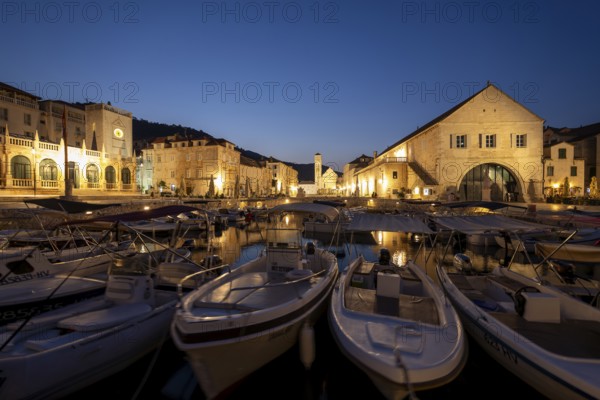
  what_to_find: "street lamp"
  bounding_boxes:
[31,149,36,197]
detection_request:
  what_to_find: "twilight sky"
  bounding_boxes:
[3,0,599,170]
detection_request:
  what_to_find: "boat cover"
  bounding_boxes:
[431,215,553,234]
[266,202,340,221]
[346,213,434,233]
[535,242,600,263]
[25,198,120,214]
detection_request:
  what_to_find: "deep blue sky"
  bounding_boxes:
[4,1,599,170]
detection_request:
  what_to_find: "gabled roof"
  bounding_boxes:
[380,83,544,156]
[348,154,373,165]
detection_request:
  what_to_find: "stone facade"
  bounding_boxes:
[349,84,545,202]
[0,82,136,196]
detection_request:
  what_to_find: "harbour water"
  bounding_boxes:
[64,216,549,400]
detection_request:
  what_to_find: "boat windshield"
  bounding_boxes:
[266,229,301,249]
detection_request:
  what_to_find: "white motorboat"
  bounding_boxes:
[437,264,600,400]
[433,215,600,399]
[329,213,467,400]
[171,202,340,399]
[0,256,179,400]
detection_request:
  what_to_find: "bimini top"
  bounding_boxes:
[266,202,340,222]
[346,213,434,234]
[431,214,553,235]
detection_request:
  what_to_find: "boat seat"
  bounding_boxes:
[56,303,152,332]
[25,330,87,352]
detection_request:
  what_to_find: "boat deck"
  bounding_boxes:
[193,271,314,315]
[344,286,439,325]
[448,273,600,359]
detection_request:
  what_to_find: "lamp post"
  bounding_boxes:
[31,149,36,197]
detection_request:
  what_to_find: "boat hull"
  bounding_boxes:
[329,257,467,400]
[0,295,177,400]
[436,266,600,400]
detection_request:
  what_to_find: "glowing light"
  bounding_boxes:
[144,206,150,210]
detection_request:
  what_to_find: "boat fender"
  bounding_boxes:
[513,286,540,316]
[299,323,315,370]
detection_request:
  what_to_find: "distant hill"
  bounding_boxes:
[131,118,341,176]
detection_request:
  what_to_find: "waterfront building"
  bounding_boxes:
[542,142,585,197]
[0,82,136,196]
[143,133,241,197]
[544,123,599,195]
[347,83,545,202]
[266,158,298,197]
[298,153,340,195]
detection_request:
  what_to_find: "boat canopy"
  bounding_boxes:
[438,200,527,210]
[346,213,434,234]
[535,242,600,263]
[25,198,120,214]
[63,205,200,225]
[266,202,340,221]
[431,215,553,235]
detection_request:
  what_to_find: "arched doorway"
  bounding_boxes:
[86,164,100,188]
[458,163,520,202]
[121,168,131,185]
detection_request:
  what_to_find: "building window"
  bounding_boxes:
[392,171,398,179]
[196,152,201,161]
[456,135,467,148]
[186,153,191,162]
[186,169,191,178]
[24,113,31,126]
[170,155,174,161]
[485,134,496,148]
[558,148,567,159]
[516,134,527,148]
[547,166,554,177]
[571,166,577,176]
[0,108,8,121]
[157,156,161,163]
[196,168,201,178]
[170,170,175,178]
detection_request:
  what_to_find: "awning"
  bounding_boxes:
[25,198,120,214]
[430,215,553,235]
[346,213,434,234]
[265,202,340,221]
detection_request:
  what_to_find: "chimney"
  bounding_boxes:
[373,151,377,158]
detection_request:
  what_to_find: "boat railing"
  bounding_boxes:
[177,264,232,298]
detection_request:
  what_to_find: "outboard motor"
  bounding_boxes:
[305,242,316,255]
[453,253,473,274]
[379,248,391,265]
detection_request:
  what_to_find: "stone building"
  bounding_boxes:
[0,82,136,196]
[542,142,585,197]
[348,83,545,202]
[543,123,600,194]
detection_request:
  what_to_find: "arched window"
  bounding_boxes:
[105,166,116,184]
[39,159,59,181]
[11,155,31,179]
[86,164,99,183]
[121,168,131,184]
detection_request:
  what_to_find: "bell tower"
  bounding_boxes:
[314,153,322,190]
